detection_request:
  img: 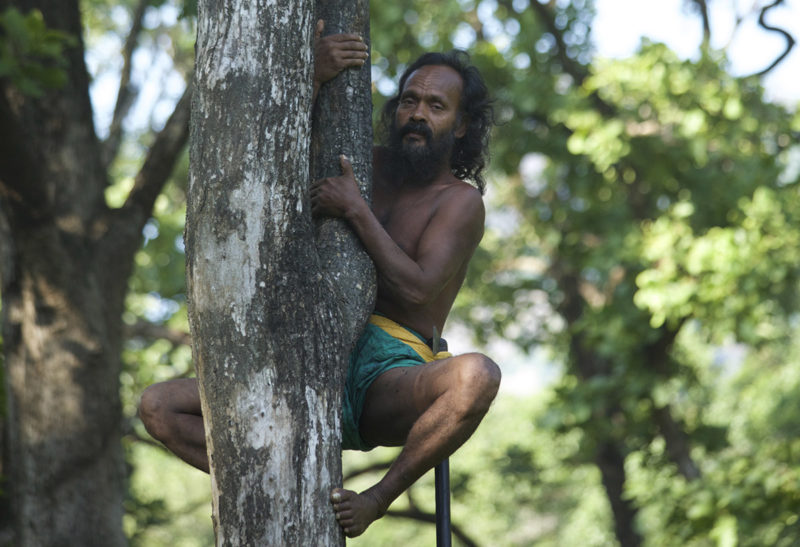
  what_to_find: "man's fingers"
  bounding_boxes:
[337,42,369,54]
[337,48,369,60]
[326,33,363,43]
[315,20,324,39]
[340,155,354,177]
[322,38,368,54]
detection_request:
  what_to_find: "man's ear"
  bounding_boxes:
[455,114,467,139]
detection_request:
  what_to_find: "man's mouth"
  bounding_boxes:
[404,132,425,140]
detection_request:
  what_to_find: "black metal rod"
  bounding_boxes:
[434,459,452,547]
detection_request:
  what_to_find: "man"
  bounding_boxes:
[139,23,500,538]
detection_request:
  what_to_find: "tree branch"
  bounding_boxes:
[750,0,795,77]
[526,0,614,116]
[103,0,149,169]
[527,0,589,85]
[653,405,701,480]
[120,82,192,232]
[0,90,50,220]
[689,0,711,44]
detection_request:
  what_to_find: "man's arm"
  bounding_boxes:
[310,157,485,306]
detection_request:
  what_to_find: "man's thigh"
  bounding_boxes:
[358,356,457,447]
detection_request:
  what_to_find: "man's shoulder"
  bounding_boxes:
[440,176,484,212]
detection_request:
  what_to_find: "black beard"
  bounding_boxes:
[386,119,455,184]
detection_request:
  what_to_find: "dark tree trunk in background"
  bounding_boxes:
[186,0,373,544]
[0,0,190,544]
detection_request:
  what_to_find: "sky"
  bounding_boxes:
[593,0,799,105]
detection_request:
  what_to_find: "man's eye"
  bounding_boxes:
[432,104,444,111]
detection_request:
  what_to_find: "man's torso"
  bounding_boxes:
[370,148,483,338]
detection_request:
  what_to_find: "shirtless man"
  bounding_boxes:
[139,23,500,538]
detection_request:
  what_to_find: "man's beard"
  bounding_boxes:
[386,119,455,184]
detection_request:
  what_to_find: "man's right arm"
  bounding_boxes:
[311,157,485,307]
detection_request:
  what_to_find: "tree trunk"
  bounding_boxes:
[559,273,643,547]
[187,0,373,544]
[0,2,127,544]
[312,0,375,342]
[596,442,641,547]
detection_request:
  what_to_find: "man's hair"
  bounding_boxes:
[381,50,495,193]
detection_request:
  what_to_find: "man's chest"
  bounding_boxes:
[373,189,439,256]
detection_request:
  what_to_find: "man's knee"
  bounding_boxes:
[450,353,501,414]
[139,383,170,441]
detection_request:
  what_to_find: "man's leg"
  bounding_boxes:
[331,352,501,537]
[139,378,209,473]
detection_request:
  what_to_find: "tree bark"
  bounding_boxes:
[312,0,375,344]
[187,0,373,545]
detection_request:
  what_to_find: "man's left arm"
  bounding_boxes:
[313,20,368,102]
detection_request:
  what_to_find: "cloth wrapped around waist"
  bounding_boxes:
[368,314,452,362]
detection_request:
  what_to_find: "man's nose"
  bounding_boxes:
[410,104,428,123]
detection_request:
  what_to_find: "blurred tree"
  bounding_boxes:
[0,0,190,544]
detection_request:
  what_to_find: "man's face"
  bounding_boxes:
[387,65,466,179]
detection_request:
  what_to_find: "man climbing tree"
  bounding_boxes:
[141,11,500,544]
[313,49,500,536]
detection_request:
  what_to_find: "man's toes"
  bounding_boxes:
[335,510,353,522]
[331,487,354,503]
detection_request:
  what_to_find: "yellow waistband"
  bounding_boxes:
[368,314,453,362]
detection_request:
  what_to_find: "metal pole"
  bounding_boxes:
[435,459,452,547]
[430,328,451,546]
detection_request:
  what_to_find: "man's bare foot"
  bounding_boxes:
[330,487,386,537]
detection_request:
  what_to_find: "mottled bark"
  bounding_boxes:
[0,1,191,544]
[187,0,373,545]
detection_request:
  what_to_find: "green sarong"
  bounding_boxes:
[342,314,452,451]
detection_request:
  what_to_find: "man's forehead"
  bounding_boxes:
[401,65,463,102]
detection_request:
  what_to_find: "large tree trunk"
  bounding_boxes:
[0,2,125,545]
[0,1,191,544]
[187,0,373,544]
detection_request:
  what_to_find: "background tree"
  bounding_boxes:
[0,0,189,544]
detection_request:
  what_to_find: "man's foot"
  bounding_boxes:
[330,487,385,537]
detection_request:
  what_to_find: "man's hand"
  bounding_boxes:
[314,20,368,96]
[311,155,364,219]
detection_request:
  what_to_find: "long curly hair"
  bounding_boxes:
[380,51,495,194]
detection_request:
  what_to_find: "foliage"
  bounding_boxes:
[0,7,76,96]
